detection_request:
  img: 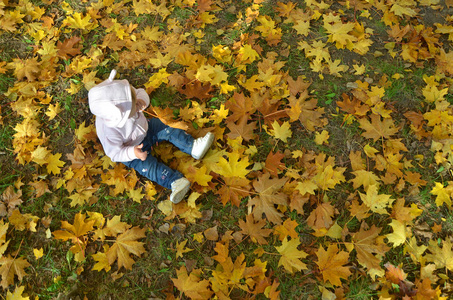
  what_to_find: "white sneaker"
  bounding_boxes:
[191,132,214,160]
[170,178,190,204]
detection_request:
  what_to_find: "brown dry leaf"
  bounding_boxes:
[357,114,399,141]
[288,95,327,131]
[0,255,30,289]
[351,224,389,273]
[247,173,288,225]
[204,226,219,241]
[178,80,213,100]
[306,202,335,232]
[225,92,256,122]
[57,36,82,59]
[226,116,257,142]
[238,214,272,245]
[1,186,22,214]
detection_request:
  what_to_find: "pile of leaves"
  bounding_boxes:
[1,0,453,298]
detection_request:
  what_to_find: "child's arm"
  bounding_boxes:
[99,127,140,162]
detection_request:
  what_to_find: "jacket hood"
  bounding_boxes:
[88,70,132,128]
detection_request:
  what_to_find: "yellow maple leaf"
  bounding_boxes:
[267,121,292,143]
[323,14,357,48]
[195,64,228,86]
[314,130,329,145]
[6,285,29,300]
[213,151,250,178]
[350,169,381,190]
[220,82,236,94]
[212,45,232,63]
[172,267,213,299]
[313,165,345,191]
[68,189,95,207]
[197,12,218,28]
[127,188,144,203]
[425,239,453,271]
[210,104,229,124]
[92,252,111,272]
[430,182,452,207]
[275,237,308,274]
[255,15,276,37]
[106,227,146,270]
[187,165,212,186]
[359,184,394,214]
[390,3,417,17]
[296,180,318,195]
[327,58,349,76]
[293,19,310,36]
[157,200,173,216]
[66,82,82,95]
[46,153,65,175]
[33,248,44,259]
[386,220,408,247]
[237,44,260,63]
[141,26,162,41]
[423,84,448,103]
[64,12,98,30]
[363,143,379,158]
[31,146,50,166]
[176,239,193,259]
[144,68,170,90]
[353,64,366,75]
[8,57,41,82]
[45,103,61,120]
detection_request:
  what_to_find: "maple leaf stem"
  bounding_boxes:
[229,186,258,195]
[143,111,159,118]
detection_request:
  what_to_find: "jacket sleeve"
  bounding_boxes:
[98,125,137,162]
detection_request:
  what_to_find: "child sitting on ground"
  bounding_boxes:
[88,70,214,204]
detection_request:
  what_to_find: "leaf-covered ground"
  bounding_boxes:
[1,0,453,299]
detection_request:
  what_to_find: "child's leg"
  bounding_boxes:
[145,118,194,154]
[122,155,182,189]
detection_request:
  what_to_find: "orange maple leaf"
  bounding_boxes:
[172,266,213,299]
[264,151,285,177]
[216,176,251,207]
[315,243,351,286]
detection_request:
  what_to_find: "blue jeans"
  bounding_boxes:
[121,118,194,189]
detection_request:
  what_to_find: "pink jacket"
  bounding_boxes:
[88,70,150,162]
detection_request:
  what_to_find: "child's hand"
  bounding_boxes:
[136,99,146,112]
[134,144,148,161]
